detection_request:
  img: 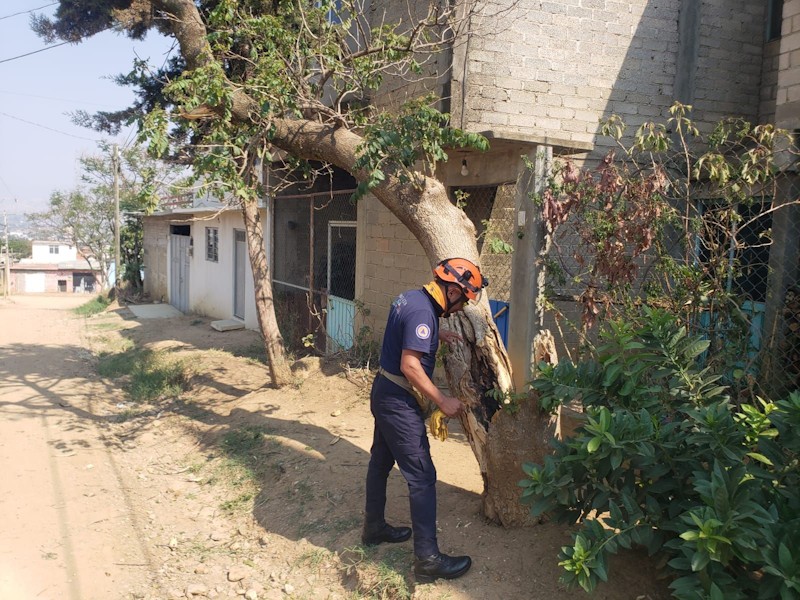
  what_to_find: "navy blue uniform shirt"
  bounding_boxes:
[379,289,442,379]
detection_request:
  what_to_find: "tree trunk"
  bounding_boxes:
[150,0,554,523]
[241,197,293,387]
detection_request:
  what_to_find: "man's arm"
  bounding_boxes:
[400,349,463,417]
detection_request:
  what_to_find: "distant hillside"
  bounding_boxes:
[4,213,34,239]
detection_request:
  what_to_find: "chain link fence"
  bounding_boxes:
[272,190,357,354]
[450,184,517,344]
[540,183,800,398]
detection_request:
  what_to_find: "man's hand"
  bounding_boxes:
[439,330,463,345]
[401,349,463,418]
[437,395,463,418]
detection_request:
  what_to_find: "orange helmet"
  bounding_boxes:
[433,258,489,303]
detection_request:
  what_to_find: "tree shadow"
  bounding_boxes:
[168,395,485,595]
[1,305,669,598]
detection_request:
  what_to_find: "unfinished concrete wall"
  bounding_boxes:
[364,0,450,112]
[357,195,430,338]
[451,0,766,154]
[142,216,172,303]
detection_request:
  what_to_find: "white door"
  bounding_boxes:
[24,273,46,293]
[326,222,356,352]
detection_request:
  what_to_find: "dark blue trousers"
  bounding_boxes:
[364,375,439,557]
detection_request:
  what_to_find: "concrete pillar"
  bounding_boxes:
[508,145,552,392]
[675,0,700,106]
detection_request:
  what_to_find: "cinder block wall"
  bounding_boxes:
[762,37,781,124]
[365,0,450,112]
[775,0,800,130]
[451,0,766,153]
[357,195,431,338]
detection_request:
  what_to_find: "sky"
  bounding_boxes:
[0,1,174,219]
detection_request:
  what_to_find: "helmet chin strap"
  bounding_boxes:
[424,280,463,317]
[441,283,463,317]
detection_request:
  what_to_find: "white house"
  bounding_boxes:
[12,241,101,294]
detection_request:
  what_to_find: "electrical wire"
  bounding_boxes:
[0,89,119,109]
[0,40,71,64]
[0,110,100,141]
[0,2,58,21]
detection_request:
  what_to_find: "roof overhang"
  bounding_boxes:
[478,129,593,156]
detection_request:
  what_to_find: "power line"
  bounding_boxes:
[0,2,58,21]
[0,89,119,109]
[0,40,71,64]
[0,110,100,142]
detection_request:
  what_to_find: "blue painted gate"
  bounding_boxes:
[490,299,510,348]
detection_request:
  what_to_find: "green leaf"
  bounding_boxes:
[691,551,710,572]
[746,452,774,466]
[709,583,725,600]
[779,542,793,572]
[684,339,709,359]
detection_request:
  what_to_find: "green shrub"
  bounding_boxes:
[73,294,111,316]
[520,308,800,600]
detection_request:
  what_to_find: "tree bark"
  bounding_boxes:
[241,197,293,387]
[150,0,542,523]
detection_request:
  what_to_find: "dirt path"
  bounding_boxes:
[0,295,671,600]
[0,295,153,599]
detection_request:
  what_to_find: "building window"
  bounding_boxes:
[49,245,59,254]
[767,0,784,41]
[316,0,342,24]
[205,227,219,262]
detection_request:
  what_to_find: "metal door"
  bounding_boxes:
[326,222,356,352]
[24,272,45,293]
[234,229,246,320]
[169,228,191,313]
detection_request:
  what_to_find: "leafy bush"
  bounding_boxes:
[520,308,800,600]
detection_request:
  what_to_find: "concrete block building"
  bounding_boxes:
[145,1,800,386]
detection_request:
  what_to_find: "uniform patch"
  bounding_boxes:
[415,324,431,340]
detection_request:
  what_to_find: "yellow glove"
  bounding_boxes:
[429,409,449,442]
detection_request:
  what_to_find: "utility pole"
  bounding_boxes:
[3,211,10,298]
[113,143,121,290]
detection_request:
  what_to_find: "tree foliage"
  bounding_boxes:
[521,309,800,600]
[29,142,188,288]
[520,108,800,597]
[7,237,32,260]
[540,104,794,390]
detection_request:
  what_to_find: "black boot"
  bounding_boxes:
[414,553,472,583]
[361,521,412,546]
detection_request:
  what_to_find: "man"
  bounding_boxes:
[362,257,488,583]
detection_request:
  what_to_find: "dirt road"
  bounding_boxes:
[0,295,153,600]
[0,294,671,600]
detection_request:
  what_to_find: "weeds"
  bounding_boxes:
[220,491,255,515]
[97,348,188,403]
[88,321,125,331]
[297,548,334,569]
[340,545,412,600]
[73,294,111,316]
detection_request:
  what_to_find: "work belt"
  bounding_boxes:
[377,368,433,417]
